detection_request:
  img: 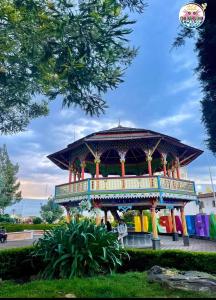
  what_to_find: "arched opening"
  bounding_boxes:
[125,148,146,175]
[100,149,120,176]
[152,149,162,174]
[84,152,95,176]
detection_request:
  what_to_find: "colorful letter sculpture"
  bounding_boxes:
[134,213,216,240]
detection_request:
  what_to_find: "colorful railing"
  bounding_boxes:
[55,176,196,201]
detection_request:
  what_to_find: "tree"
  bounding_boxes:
[173,0,216,155]
[0,0,146,134]
[40,197,64,224]
[33,216,43,224]
[0,144,22,213]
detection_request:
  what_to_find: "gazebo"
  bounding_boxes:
[48,125,203,249]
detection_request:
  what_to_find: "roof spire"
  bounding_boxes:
[118,118,122,127]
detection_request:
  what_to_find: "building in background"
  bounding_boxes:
[198,192,216,215]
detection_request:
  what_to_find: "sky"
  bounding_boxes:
[1,0,216,199]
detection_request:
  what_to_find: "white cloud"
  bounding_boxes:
[150,96,202,133]
[53,117,136,146]
[171,50,197,73]
[154,113,192,128]
[169,77,198,95]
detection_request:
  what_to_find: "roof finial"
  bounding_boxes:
[118,118,121,127]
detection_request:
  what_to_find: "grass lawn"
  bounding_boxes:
[0,272,215,298]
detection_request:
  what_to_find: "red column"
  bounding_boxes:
[172,162,175,178]
[161,154,167,176]
[81,162,85,180]
[147,156,152,176]
[69,168,72,183]
[175,159,180,179]
[95,161,100,179]
[121,159,125,177]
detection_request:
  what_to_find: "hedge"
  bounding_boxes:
[0,246,43,280]
[120,249,216,274]
[0,223,57,232]
[1,246,216,280]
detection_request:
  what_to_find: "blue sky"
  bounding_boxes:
[1,0,216,199]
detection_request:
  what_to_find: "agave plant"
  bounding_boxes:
[32,219,129,279]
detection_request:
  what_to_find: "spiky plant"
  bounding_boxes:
[32,219,129,279]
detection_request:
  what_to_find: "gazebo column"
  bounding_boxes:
[171,208,179,241]
[151,200,160,249]
[94,154,101,190]
[161,153,167,176]
[65,206,71,223]
[139,209,144,232]
[172,162,176,178]
[69,166,73,192]
[81,161,86,180]
[180,206,189,246]
[175,158,181,179]
[121,159,126,177]
[104,209,108,223]
[94,155,101,178]
[147,151,153,176]
[120,152,126,189]
[69,167,73,183]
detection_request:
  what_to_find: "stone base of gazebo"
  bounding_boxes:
[152,238,161,250]
[123,232,152,248]
[183,235,190,246]
[172,233,179,241]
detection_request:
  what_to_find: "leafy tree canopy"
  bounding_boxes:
[173,0,216,155]
[40,197,64,223]
[0,144,22,213]
[0,0,146,134]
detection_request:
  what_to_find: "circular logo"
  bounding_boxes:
[179,3,206,29]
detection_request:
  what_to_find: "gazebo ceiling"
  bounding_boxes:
[47,125,203,172]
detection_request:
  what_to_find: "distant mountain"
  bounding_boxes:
[5,198,48,217]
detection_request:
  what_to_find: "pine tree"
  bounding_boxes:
[0,144,22,213]
[173,0,216,155]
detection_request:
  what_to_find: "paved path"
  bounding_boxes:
[0,237,40,250]
[0,235,216,252]
[160,235,216,252]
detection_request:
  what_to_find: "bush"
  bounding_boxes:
[33,217,43,224]
[0,214,16,224]
[32,220,128,279]
[0,223,57,232]
[0,246,43,280]
[119,249,216,274]
[1,246,216,281]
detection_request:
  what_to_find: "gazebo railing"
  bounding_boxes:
[55,176,196,200]
[55,179,89,198]
[160,177,195,193]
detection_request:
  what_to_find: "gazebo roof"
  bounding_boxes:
[47,125,203,171]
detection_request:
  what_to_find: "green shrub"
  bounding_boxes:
[0,246,43,280]
[1,246,216,281]
[119,249,216,274]
[32,220,129,279]
[0,214,16,224]
[33,217,43,224]
[0,223,57,232]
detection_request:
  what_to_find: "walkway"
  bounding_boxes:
[0,235,216,252]
[160,235,216,252]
